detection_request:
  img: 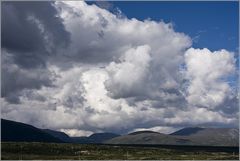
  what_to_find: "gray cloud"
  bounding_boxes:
[2,1,70,68]
[1,1,70,103]
[1,50,54,103]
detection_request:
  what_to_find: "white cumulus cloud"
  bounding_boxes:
[185,48,236,109]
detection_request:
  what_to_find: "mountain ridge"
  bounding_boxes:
[1,119,120,144]
[170,127,204,136]
[1,118,238,147]
[1,119,63,143]
[106,128,239,147]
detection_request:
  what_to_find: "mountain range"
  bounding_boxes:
[1,119,239,147]
[106,127,239,147]
[1,119,119,144]
[1,119,62,143]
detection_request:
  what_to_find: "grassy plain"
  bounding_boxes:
[1,142,239,160]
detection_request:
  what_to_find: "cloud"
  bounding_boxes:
[1,50,54,103]
[2,1,70,68]
[2,63,237,135]
[131,126,180,135]
[1,1,238,136]
[60,129,93,137]
[1,1,70,102]
[53,1,192,108]
[54,1,191,65]
[184,48,236,109]
[105,45,152,98]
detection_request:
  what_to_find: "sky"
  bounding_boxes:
[110,1,239,52]
[1,1,239,136]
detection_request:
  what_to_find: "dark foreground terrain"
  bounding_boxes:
[1,142,239,160]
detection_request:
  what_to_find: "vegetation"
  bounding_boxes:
[1,142,239,160]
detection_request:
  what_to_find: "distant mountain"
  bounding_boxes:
[88,133,120,143]
[42,130,120,144]
[70,136,90,144]
[106,128,239,147]
[105,131,192,145]
[128,130,159,135]
[1,119,62,143]
[42,129,72,143]
[170,127,204,136]
[1,118,120,144]
[70,133,120,144]
[171,127,239,147]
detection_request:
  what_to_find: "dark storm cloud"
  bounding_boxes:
[1,65,53,103]
[1,51,54,103]
[1,1,70,68]
[1,1,70,103]
[217,95,239,115]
